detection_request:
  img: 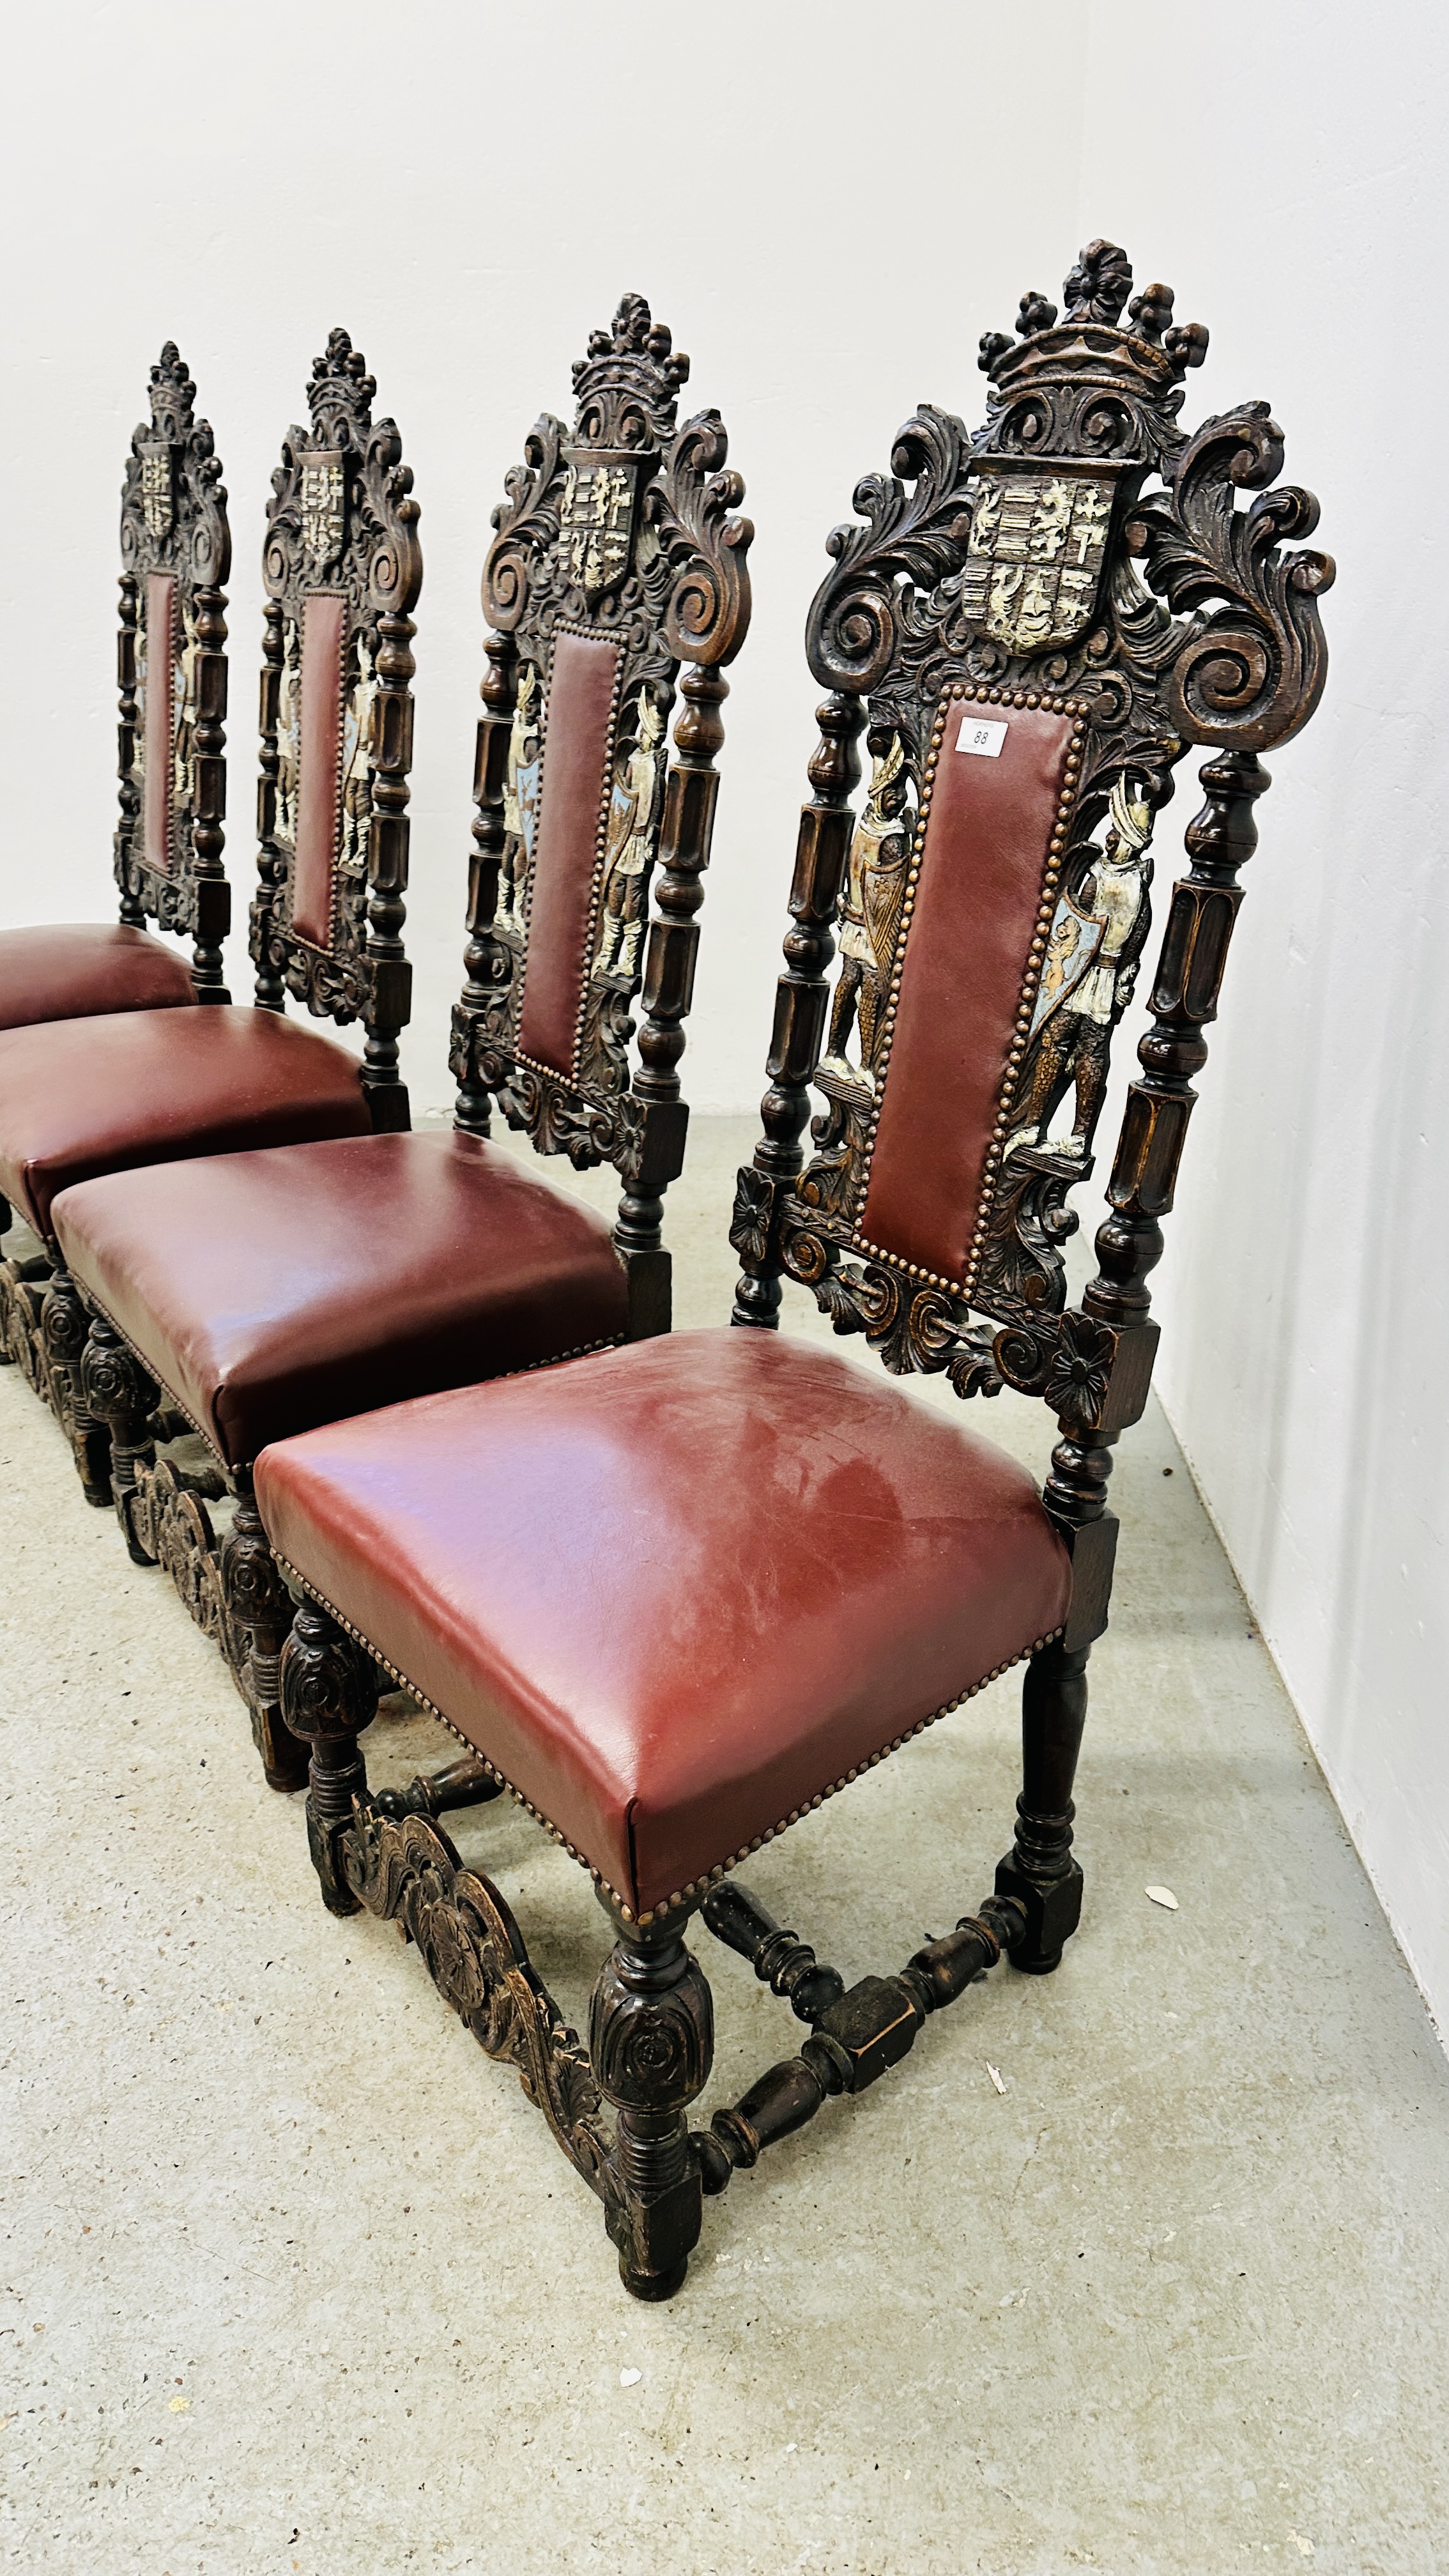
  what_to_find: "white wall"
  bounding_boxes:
[1076,1,1449,2032]
[5,6,1446,2024]
[1,0,1086,1108]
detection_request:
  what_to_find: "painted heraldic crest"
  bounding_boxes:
[960,458,1122,654]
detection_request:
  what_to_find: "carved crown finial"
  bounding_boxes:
[570,293,691,447]
[148,341,197,436]
[307,327,377,433]
[978,241,1209,393]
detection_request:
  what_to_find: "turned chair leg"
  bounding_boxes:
[995,1637,1090,1974]
[590,1906,714,2302]
[279,1598,379,1915]
[43,1268,114,1507]
[79,1312,159,1554]
[220,1481,310,1791]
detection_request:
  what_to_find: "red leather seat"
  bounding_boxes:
[0,923,195,1032]
[52,1128,630,1467]
[254,1331,1072,1922]
[0,1006,371,1241]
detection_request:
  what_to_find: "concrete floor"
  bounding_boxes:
[1,1115,1446,2576]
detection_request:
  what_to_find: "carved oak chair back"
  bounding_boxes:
[733,236,1331,1664]
[251,329,422,1131]
[450,293,753,1331]
[115,342,233,1000]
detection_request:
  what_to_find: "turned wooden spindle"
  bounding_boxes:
[452,631,518,1138]
[730,691,865,1328]
[358,608,415,1133]
[252,598,288,1011]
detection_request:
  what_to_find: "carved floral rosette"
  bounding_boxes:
[739,239,1333,1420]
[114,342,231,937]
[449,293,752,1172]
[250,328,422,1029]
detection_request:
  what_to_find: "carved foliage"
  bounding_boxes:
[114,342,231,938]
[455,295,752,1162]
[765,240,1331,1401]
[250,329,422,1029]
[341,1805,618,2208]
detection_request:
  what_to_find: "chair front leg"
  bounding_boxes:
[279,1598,379,1914]
[220,1483,310,1791]
[79,1312,159,1556]
[590,1906,714,2302]
[43,1266,113,1506]
[995,1636,1089,1974]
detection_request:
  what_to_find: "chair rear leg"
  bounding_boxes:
[590,1908,714,2302]
[995,1637,1090,1974]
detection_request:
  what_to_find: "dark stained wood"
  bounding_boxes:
[448,296,754,1336]
[250,328,423,1131]
[115,341,233,999]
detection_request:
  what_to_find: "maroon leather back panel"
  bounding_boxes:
[143,573,174,875]
[517,630,620,1077]
[860,701,1077,1283]
[293,593,346,947]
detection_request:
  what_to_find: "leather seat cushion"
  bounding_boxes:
[0,923,195,1032]
[255,1331,1073,1920]
[0,1005,371,1240]
[53,1130,630,1469]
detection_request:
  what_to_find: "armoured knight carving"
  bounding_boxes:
[819,733,911,1088]
[594,693,666,979]
[172,595,201,818]
[340,631,377,877]
[498,663,541,937]
[275,617,301,848]
[1004,774,1155,1161]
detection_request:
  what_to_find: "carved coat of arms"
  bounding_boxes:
[140,445,174,540]
[960,461,1120,652]
[560,459,638,600]
[301,452,346,565]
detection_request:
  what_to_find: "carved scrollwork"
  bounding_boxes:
[807,406,971,710]
[480,1045,647,1177]
[341,1805,618,2208]
[654,411,753,670]
[1130,402,1335,749]
[126,1456,234,1655]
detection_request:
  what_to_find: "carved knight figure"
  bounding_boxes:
[594,694,667,979]
[172,596,201,813]
[132,604,148,795]
[820,733,911,1087]
[340,632,378,877]
[1004,773,1155,1161]
[274,618,302,847]
[498,663,541,935]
